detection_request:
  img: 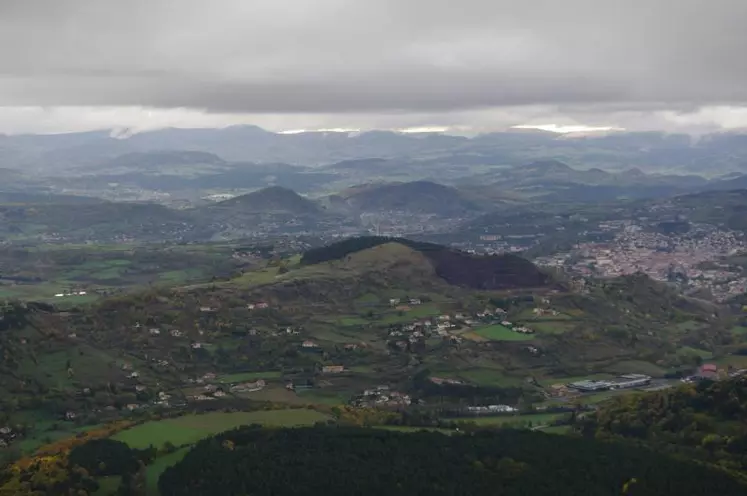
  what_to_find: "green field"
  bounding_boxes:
[376,425,454,435]
[113,410,329,449]
[528,321,575,334]
[675,321,708,332]
[713,354,747,368]
[455,368,523,387]
[334,315,372,326]
[604,360,667,377]
[677,346,713,359]
[542,425,573,434]
[295,389,351,405]
[474,324,535,341]
[146,447,191,494]
[218,371,282,383]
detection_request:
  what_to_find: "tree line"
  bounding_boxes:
[159,425,747,496]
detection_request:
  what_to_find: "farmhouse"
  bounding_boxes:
[322,365,345,374]
[301,340,318,348]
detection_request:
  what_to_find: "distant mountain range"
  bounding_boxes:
[5,126,747,205]
[3,126,747,176]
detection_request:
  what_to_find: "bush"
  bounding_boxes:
[68,438,139,476]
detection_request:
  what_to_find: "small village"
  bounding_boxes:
[384,301,529,350]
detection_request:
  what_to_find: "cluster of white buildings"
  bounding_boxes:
[353,385,412,407]
[464,404,517,414]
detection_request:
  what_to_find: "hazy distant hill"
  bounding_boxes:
[333,180,483,215]
[95,150,227,172]
[465,159,710,202]
[493,160,706,189]
[0,191,103,205]
[0,201,199,242]
[4,126,747,175]
[211,186,322,214]
[59,160,335,193]
[697,174,747,192]
[666,189,747,231]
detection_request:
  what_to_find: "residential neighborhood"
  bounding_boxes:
[535,221,747,301]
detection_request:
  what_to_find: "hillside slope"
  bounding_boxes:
[333,181,482,215]
[301,237,551,290]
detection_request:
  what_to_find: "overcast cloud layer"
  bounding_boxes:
[1,0,747,133]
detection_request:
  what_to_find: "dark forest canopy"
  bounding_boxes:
[301,236,551,289]
[159,426,747,496]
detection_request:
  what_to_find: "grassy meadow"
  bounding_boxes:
[474,324,535,341]
[113,410,329,449]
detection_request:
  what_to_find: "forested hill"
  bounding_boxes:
[301,237,551,290]
[301,236,438,264]
[159,426,747,496]
[581,377,747,473]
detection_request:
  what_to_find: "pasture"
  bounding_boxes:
[218,371,282,383]
[474,324,534,341]
[146,447,191,494]
[113,409,329,449]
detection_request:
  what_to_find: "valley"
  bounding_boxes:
[3,128,747,495]
[7,3,747,494]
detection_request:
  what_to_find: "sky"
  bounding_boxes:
[1,0,747,135]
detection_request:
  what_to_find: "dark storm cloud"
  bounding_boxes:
[1,0,746,113]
